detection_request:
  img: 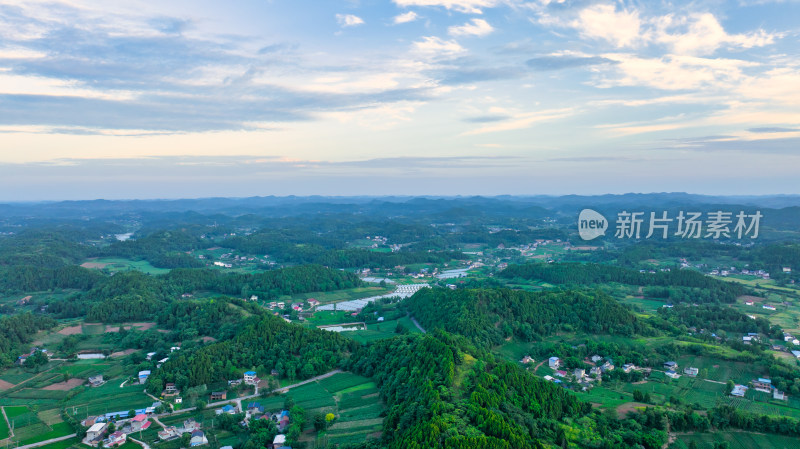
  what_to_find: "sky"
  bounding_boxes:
[0,0,799,200]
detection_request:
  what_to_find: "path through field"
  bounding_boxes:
[1,406,13,440]
[409,316,426,333]
[14,433,76,449]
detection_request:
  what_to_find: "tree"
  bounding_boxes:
[196,400,206,411]
[314,413,326,431]
[180,433,190,448]
[23,350,48,371]
[725,380,735,395]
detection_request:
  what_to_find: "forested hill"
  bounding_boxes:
[404,288,652,347]
[47,264,361,322]
[347,331,592,449]
[499,263,748,303]
[149,313,359,391]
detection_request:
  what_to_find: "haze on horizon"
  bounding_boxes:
[0,0,799,200]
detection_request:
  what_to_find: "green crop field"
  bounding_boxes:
[577,386,632,410]
[277,286,393,305]
[82,257,170,275]
[63,382,153,417]
[671,431,800,449]
[31,438,82,449]
[16,421,73,445]
[0,410,9,439]
[341,316,422,344]
[281,372,383,448]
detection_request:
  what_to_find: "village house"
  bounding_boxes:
[731,384,748,397]
[158,426,180,441]
[590,355,603,363]
[684,367,699,377]
[520,355,534,364]
[81,416,100,427]
[601,361,614,372]
[763,304,776,310]
[138,370,151,384]
[244,370,260,385]
[247,402,265,415]
[88,374,104,387]
[217,404,236,415]
[131,414,151,432]
[663,361,678,370]
[191,430,208,446]
[272,434,287,449]
[164,382,178,395]
[589,367,602,377]
[183,419,201,433]
[86,422,107,442]
[548,357,560,369]
[753,378,772,393]
[622,364,635,373]
[210,391,227,401]
[573,368,585,380]
[774,390,788,401]
[107,431,126,447]
[665,370,681,379]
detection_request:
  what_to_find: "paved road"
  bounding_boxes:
[129,437,151,449]
[15,434,77,449]
[153,370,342,420]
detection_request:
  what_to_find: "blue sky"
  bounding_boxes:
[0,0,798,200]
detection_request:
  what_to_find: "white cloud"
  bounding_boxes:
[393,0,501,14]
[736,67,800,106]
[547,4,778,56]
[335,14,365,27]
[393,11,420,24]
[462,108,575,135]
[412,36,466,58]
[448,18,494,37]
[597,53,758,91]
[572,4,643,48]
[652,13,776,56]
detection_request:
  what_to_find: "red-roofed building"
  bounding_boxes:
[131,414,151,432]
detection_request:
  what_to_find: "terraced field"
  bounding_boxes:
[287,372,384,447]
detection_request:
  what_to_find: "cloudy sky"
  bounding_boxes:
[1,0,799,200]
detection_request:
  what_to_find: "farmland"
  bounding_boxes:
[291,372,384,447]
[81,257,171,275]
[671,430,800,449]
